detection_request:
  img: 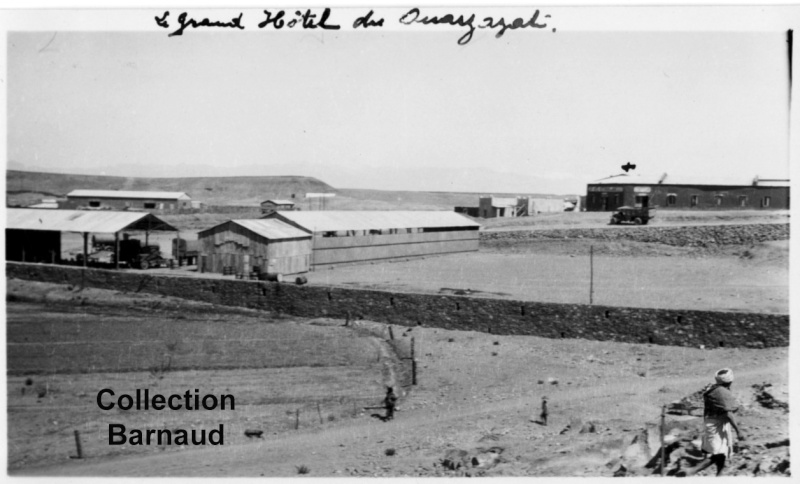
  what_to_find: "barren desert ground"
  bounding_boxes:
[6,278,790,477]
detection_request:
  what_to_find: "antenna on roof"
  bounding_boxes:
[658,173,668,184]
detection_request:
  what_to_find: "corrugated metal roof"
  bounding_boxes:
[6,208,178,233]
[67,190,191,200]
[271,211,481,233]
[590,173,790,187]
[230,219,311,240]
[261,199,295,205]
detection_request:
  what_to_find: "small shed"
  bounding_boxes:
[198,219,312,276]
[260,199,296,216]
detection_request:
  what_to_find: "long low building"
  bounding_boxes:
[63,190,193,213]
[264,211,480,268]
[586,173,790,211]
[197,219,312,276]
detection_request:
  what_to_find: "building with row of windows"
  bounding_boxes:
[62,190,195,213]
[585,173,790,211]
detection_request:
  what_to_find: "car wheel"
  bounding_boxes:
[139,260,150,270]
[633,217,643,225]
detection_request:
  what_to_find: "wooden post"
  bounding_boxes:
[295,409,300,430]
[176,232,182,267]
[317,402,323,424]
[114,232,120,269]
[410,337,417,384]
[82,232,88,268]
[73,430,83,459]
[388,326,394,341]
[660,405,666,476]
[589,244,594,304]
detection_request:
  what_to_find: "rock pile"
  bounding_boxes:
[666,387,705,416]
[481,223,788,248]
[438,446,506,476]
[752,383,789,412]
[617,381,790,477]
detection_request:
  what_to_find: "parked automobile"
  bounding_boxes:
[609,206,654,225]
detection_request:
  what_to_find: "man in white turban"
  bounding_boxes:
[679,368,743,476]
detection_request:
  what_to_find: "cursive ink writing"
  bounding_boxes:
[399,8,477,45]
[154,11,169,29]
[258,9,341,30]
[353,10,384,29]
[480,11,549,40]
[398,8,551,45]
[155,11,245,37]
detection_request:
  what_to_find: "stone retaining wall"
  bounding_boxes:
[7,262,788,349]
[480,223,789,247]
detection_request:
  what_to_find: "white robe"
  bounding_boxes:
[701,415,734,458]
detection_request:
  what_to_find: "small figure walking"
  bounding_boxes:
[383,387,398,421]
[678,368,743,477]
[540,396,549,426]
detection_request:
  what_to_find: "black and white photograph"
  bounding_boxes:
[2,4,796,478]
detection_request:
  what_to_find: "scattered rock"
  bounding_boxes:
[442,449,470,470]
[773,458,790,474]
[752,383,789,411]
[613,464,627,477]
[764,438,789,449]
[548,377,558,385]
[579,422,597,434]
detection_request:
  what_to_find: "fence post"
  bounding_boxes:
[73,430,83,459]
[317,402,323,424]
[660,405,666,476]
[295,409,300,430]
[589,244,594,304]
[388,326,394,340]
[411,337,417,385]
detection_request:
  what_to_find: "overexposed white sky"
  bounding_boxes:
[4,6,797,194]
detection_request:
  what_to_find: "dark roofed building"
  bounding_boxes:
[586,173,789,211]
